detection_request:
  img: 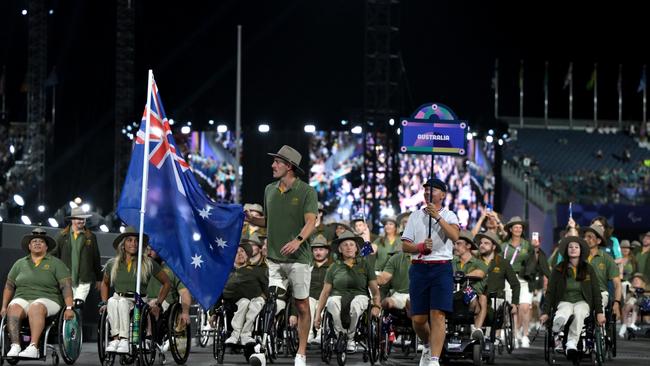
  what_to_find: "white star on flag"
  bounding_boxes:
[198,205,212,219]
[215,237,228,249]
[191,254,204,269]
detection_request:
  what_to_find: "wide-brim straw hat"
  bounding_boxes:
[21,228,56,253]
[65,206,92,220]
[396,211,411,224]
[267,145,304,174]
[474,231,502,253]
[580,223,607,246]
[331,230,365,254]
[242,232,263,247]
[457,230,478,250]
[381,216,398,226]
[504,216,527,231]
[557,236,590,262]
[328,221,353,234]
[243,203,264,215]
[113,226,149,250]
[310,234,330,249]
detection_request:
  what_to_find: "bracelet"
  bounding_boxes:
[65,305,74,310]
[371,304,381,310]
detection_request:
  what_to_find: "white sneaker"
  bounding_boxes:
[346,340,356,353]
[293,353,306,366]
[552,316,566,333]
[161,339,170,352]
[250,353,267,366]
[423,360,440,366]
[6,343,22,357]
[225,335,239,345]
[17,343,39,358]
[618,325,627,338]
[419,346,431,366]
[116,339,130,353]
[471,326,484,342]
[520,335,530,348]
[106,339,120,353]
[417,343,425,351]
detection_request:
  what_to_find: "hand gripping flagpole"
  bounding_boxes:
[133,69,154,345]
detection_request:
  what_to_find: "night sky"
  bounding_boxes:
[1,0,648,212]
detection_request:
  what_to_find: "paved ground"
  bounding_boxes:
[9,330,650,366]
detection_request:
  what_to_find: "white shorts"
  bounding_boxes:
[267,260,312,300]
[387,292,410,310]
[73,283,91,301]
[504,275,533,305]
[9,298,61,317]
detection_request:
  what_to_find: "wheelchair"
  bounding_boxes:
[485,292,515,356]
[626,288,650,339]
[602,301,616,360]
[0,301,83,366]
[320,298,381,366]
[194,305,212,348]
[543,310,605,366]
[97,295,157,366]
[378,307,417,360]
[442,272,487,366]
[274,295,298,358]
[152,302,191,365]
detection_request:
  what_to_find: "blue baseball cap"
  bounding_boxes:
[423,178,447,192]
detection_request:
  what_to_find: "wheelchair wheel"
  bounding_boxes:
[321,313,334,364]
[336,333,347,366]
[196,306,210,348]
[594,326,604,366]
[96,311,115,366]
[211,311,226,364]
[472,343,483,366]
[137,306,157,366]
[503,305,514,354]
[366,315,380,365]
[168,303,191,364]
[607,315,616,359]
[58,307,83,365]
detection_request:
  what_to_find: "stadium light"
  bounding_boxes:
[74,197,82,204]
[9,145,15,154]
[341,120,348,126]
[389,118,395,126]
[126,125,132,131]
[486,135,494,143]
[38,205,46,213]
[304,124,316,133]
[99,224,109,233]
[49,9,54,15]
[121,129,127,134]
[48,218,59,227]
[396,128,401,135]
[21,215,32,225]
[258,124,270,133]
[13,194,25,207]
[21,9,27,16]
[217,124,228,133]
[351,126,363,134]
[466,132,473,141]
[187,121,192,126]
[498,138,504,146]
[208,119,215,125]
[0,215,3,222]
[81,203,91,213]
[119,226,126,233]
[181,126,191,134]
[69,201,78,209]
[169,119,175,125]
[488,129,494,135]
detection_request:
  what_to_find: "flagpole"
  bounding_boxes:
[136,69,154,297]
[1,65,5,120]
[234,25,242,204]
[593,62,598,127]
[544,61,549,127]
[519,60,524,127]
[51,84,56,126]
[494,58,499,119]
[569,62,573,128]
[644,64,647,123]
[618,64,623,128]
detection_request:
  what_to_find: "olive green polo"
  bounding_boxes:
[325,258,376,297]
[310,261,331,299]
[500,239,532,274]
[383,252,410,294]
[587,250,619,292]
[264,178,318,265]
[104,258,162,294]
[561,268,584,303]
[453,256,488,294]
[373,236,403,272]
[8,255,71,307]
[146,264,186,304]
[636,251,649,275]
[222,262,268,302]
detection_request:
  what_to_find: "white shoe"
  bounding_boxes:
[417,343,425,351]
[619,325,628,338]
[161,339,170,352]
[106,339,120,353]
[346,340,356,353]
[250,353,267,366]
[6,343,22,357]
[514,338,520,349]
[225,335,239,345]
[116,339,130,353]
[520,335,530,348]
[293,353,306,366]
[17,343,39,358]
[419,346,431,366]
[552,316,566,333]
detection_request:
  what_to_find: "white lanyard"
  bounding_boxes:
[503,245,521,266]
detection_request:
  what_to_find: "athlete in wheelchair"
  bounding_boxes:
[1,228,82,364]
[539,236,606,363]
[146,248,192,364]
[314,230,382,365]
[96,228,171,366]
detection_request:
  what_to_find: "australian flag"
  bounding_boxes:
[117,72,244,309]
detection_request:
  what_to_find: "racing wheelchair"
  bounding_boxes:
[97,294,157,366]
[1,300,83,366]
[319,297,381,366]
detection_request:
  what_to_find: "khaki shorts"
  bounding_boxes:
[505,275,533,305]
[73,283,91,301]
[387,292,410,310]
[9,298,61,317]
[267,260,312,300]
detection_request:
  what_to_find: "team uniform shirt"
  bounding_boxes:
[587,250,619,292]
[383,252,411,294]
[7,255,71,307]
[222,262,269,302]
[500,239,532,274]
[324,257,376,297]
[310,261,331,299]
[373,236,403,272]
[561,268,584,303]
[104,258,162,294]
[452,256,488,294]
[401,207,460,261]
[146,264,186,304]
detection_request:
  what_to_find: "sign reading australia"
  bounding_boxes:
[400,119,468,156]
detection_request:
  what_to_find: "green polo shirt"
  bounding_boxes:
[264,178,319,265]
[310,261,331,299]
[325,257,376,297]
[373,236,402,272]
[146,264,186,304]
[621,259,635,282]
[222,262,268,302]
[500,239,532,273]
[587,249,619,292]
[636,251,649,275]
[383,252,410,294]
[562,268,584,303]
[453,256,488,294]
[8,255,71,307]
[104,258,162,294]
[70,231,84,285]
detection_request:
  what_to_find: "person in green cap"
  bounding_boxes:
[313,230,381,353]
[373,216,403,272]
[452,230,487,341]
[52,206,102,302]
[98,227,171,354]
[1,228,75,359]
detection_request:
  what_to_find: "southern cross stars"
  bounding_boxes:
[198,205,213,219]
[215,237,228,249]
[191,254,204,269]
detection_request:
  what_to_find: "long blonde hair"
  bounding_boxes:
[108,239,154,286]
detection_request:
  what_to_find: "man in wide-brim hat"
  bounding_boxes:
[52,206,102,302]
[305,234,332,344]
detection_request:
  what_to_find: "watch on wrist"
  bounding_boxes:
[296,235,304,242]
[65,305,73,310]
